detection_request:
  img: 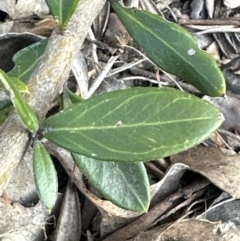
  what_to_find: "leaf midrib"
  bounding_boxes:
[48,116,219,131]
[122,9,218,92]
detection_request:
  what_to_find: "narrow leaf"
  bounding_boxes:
[72,154,150,212]
[111,2,225,97]
[46,0,80,27]
[0,70,39,132]
[9,77,29,93]
[8,39,48,82]
[43,87,223,161]
[33,140,58,210]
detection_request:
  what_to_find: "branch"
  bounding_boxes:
[0,0,106,195]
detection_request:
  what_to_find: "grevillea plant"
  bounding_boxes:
[0,0,225,211]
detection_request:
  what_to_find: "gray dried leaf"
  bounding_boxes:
[206,41,220,61]
[92,2,110,39]
[129,219,236,241]
[172,146,240,199]
[150,163,188,206]
[53,182,81,241]
[203,95,240,132]
[224,0,240,9]
[103,13,129,49]
[199,199,240,223]
[190,0,206,19]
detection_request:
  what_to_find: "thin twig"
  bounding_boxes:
[86,55,119,99]
[179,18,240,26]
[103,179,210,241]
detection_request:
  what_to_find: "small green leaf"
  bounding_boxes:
[43,87,223,161]
[9,77,29,93]
[33,140,58,210]
[0,105,13,123]
[8,39,48,82]
[63,89,83,109]
[72,154,150,212]
[0,70,39,132]
[111,2,225,97]
[46,0,80,27]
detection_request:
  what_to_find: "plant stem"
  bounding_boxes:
[0,0,106,195]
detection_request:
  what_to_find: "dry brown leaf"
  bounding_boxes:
[203,95,240,132]
[172,145,240,198]
[150,163,188,206]
[53,182,81,241]
[199,198,240,223]
[129,219,238,241]
[104,13,129,49]
[45,141,143,238]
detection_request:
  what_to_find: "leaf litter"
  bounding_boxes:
[1,0,240,240]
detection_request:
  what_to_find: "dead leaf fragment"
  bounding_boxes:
[203,95,240,132]
[150,163,188,206]
[172,146,240,198]
[129,219,233,241]
[53,182,81,241]
[223,0,240,9]
[199,199,240,223]
[104,13,129,48]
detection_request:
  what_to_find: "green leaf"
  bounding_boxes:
[73,154,150,212]
[0,70,39,132]
[43,87,223,161]
[33,140,58,210]
[63,91,149,211]
[46,0,80,27]
[0,105,13,123]
[0,75,29,92]
[111,2,225,97]
[8,39,48,83]
[8,77,29,93]
[62,89,83,109]
[0,77,29,110]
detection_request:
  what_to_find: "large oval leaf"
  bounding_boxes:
[43,87,223,161]
[33,140,58,210]
[63,91,149,212]
[72,153,150,212]
[111,2,225,97]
